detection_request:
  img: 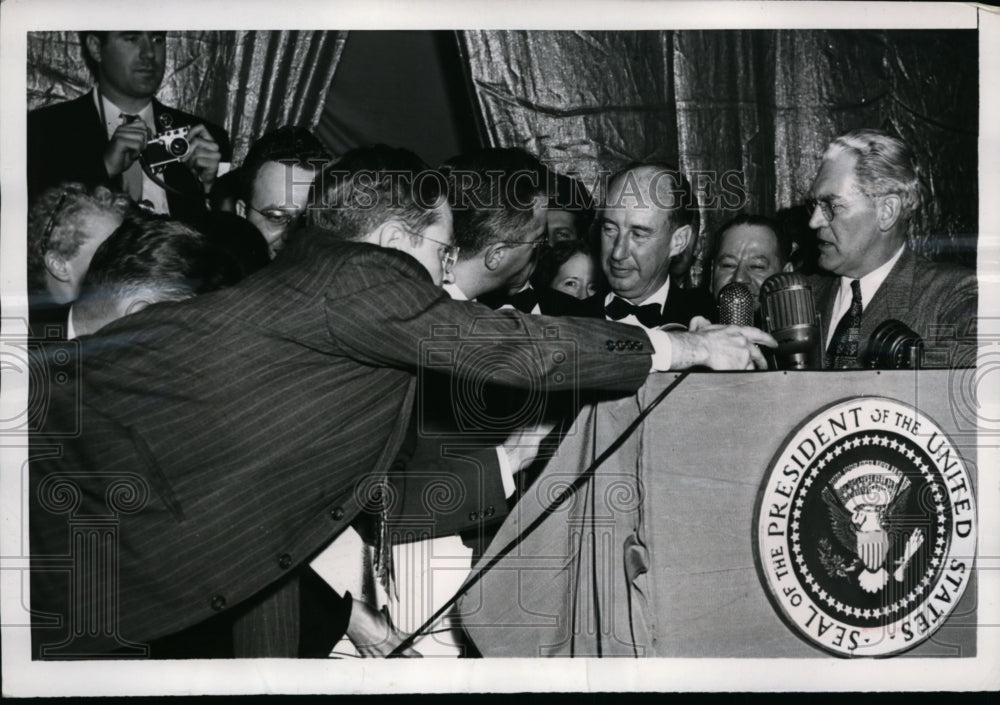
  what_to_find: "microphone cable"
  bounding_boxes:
[386,370,692,657]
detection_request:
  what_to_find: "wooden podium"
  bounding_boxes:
[458,370,979,657]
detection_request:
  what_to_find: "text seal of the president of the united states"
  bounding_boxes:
[754,397,976,657]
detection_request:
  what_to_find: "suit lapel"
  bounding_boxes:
[860,248,914,340]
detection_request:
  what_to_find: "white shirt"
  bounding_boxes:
[65,307,77,341]
[93,87,170,214]
[603,277,674,371]
[826,246,905,347]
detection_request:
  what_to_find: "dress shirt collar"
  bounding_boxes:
[66,306,77,341]
[93,86,155,136]
[604,275,670,312]
[443,282,469,301]
[836,245,905,312]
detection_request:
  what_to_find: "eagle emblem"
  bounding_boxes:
[820,460,924,593]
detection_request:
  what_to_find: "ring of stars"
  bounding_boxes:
[785,432,949,622]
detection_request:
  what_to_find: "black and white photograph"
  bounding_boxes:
[1,0,997,696]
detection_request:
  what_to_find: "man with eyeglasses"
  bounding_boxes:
[29,144,773,660]
[28,32,230,222]
[806,129,976,369]
[236,126,330,258]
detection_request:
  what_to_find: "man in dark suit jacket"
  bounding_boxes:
[805,129,977,369]
[29,145,773,659]
[569,163,715,329]
[27,32,230,223]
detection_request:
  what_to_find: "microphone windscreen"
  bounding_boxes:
[717,282,755,327]
[759,272,821,370]
[862,319,923,369]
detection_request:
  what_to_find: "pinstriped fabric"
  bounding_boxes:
[31,231,655,653]
[812,247,977,368]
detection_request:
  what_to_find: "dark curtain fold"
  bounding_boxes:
[27,30,347,165]
[459,30,978,285]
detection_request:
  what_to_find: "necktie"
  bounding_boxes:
[119,113,143,202]
[507,287,538,313]
[605,296,662,329]
[826,279,863,369]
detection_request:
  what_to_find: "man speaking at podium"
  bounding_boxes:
[29,145,775,657]
[806,129,977,369]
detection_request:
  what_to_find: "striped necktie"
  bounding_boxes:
[119,113,143,202]
[826,279,863,369]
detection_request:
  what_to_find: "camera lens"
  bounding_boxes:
[169,137,189,156]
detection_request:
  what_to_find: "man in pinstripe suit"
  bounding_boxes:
[30,145,775,658]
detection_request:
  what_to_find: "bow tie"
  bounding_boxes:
[507,287,538,313]
[604,296,662,328]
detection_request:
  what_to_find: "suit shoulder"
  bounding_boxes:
[912,255,976,289]
[28,93,94,125]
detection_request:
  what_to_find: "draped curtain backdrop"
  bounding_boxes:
[27,30,347,165]
[458,30,978,285]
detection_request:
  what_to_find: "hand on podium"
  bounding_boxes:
[667,316,776,371]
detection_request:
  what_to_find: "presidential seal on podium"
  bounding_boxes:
[754,397,977,657]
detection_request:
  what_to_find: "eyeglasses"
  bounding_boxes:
[417,233,460,272]
[246,204,305,227]
[805,197,836,223]
[40,191,69,243]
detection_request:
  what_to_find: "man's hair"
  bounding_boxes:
[192,211,271,280]
[441,147,547,258]
[27,182,133,291]
[710,213,792,266]
[239,126,330,203]
[309,144,444,242]
[78,31,108,77]
[604,162,700,239]
[75,213,245,325]
[825,128,926,234]
[548,170,595,237]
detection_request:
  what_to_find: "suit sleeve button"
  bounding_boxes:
[210,595,226,611]
[468,511,479,521]
[331,506,345,520]
[278,553,293,570]
[486,506,495,517]
[605,340,615,351]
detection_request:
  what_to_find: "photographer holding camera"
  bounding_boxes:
[28,31,231,223]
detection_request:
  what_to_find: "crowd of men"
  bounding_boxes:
[25,32,977,660]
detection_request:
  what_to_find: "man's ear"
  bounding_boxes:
[375,221,407,251]
[668,224,693,259]
[781,261,794,273]
[43,252,71,283]
[85,34,103,68]
[484,242,506,272]
[876,194,903,233]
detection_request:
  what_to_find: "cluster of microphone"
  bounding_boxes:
[716,274,923,370]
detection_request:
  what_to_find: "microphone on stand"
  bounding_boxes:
[717,282,755,328]
[759,272,822,370]
[861,319,923,369]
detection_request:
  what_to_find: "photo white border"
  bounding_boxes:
[2,0,997,696]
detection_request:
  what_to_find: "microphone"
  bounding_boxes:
[717,282,755,327]
[759,272,821,370]
[861,319,923,369]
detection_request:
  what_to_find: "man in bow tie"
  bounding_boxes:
[575,162,716,329]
